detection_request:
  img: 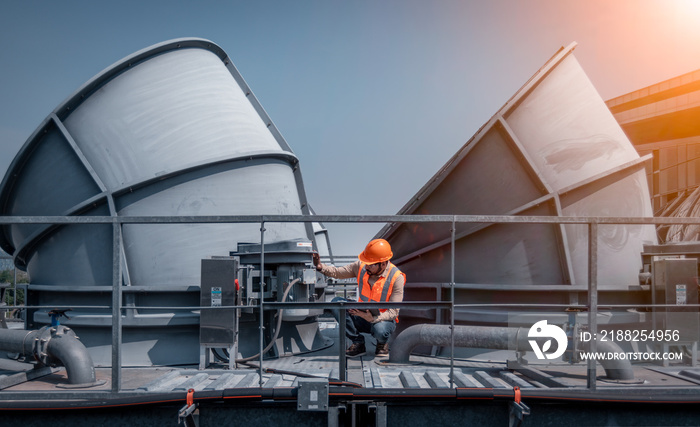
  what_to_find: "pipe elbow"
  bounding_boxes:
[45,328,97,386]
[585,339,636,381]
[389,324,428,364]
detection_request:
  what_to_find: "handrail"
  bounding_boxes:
[0,213,699,224]
[1,213,698,395]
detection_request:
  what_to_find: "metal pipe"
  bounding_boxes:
[0,326,96,385]
[46,330,97,385]
[4,213,700,226]
[0,328,33,354]
[388,324,634,381]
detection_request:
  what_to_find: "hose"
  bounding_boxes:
[212,347,230,363]
[223,277,299,363]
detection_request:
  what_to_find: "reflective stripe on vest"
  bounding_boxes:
[356,262,403,322]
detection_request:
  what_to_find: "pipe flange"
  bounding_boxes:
[32,325,76,367]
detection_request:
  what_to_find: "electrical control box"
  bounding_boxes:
[653,258,699,342]
[200,257,239,347]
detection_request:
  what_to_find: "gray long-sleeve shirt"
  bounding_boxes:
[318,260,405,322]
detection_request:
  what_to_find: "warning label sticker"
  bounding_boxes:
[211,287,222,307]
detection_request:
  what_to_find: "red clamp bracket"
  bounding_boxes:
[508,386,530,427]
[178,388,197,426]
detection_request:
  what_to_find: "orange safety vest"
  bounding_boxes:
[357,262,405,323]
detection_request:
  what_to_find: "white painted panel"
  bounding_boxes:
[506,55,639,192]
[64,48,282,189]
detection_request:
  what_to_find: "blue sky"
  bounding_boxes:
[2,0,700,256]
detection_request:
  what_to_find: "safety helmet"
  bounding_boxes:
[358,239,393,264]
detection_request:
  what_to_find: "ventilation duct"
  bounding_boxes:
[0,39,321,366]
[378,43,657,327]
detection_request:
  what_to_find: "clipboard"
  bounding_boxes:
[348,308,380,316]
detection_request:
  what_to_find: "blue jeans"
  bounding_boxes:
[330,297,396,345]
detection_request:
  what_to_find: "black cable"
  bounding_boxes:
[211,278,299,364]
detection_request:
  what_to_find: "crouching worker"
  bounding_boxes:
[313,239,406,357]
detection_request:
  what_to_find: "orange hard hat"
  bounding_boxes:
[358,239,393,264]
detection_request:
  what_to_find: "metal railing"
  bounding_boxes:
[1,213,700,396]
[0,254,19,326]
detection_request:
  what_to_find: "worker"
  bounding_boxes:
[313,239,406,357]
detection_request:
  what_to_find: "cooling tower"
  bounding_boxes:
[0,39,318,366]
[378,43,657,326]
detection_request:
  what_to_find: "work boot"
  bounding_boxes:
[375,342,389,357]
[346,342,366,358]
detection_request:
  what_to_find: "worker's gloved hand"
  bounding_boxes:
[312,252,322,271]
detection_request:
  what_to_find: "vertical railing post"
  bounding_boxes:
[339,304,347,382]
[111,220,123,393]
[259,219,266,387]
[587,222,598,390]
[13,266,17,306]
[449,216,456,388]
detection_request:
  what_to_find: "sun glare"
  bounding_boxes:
[671,0,700,35]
